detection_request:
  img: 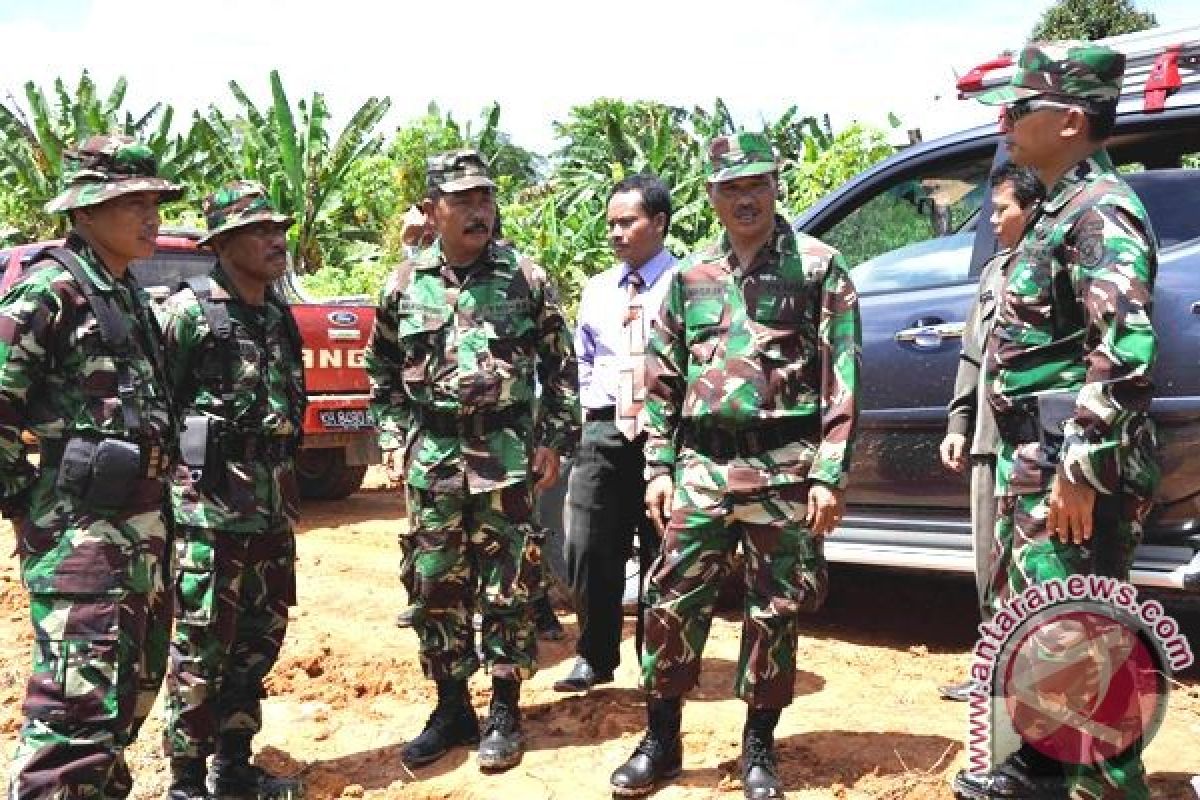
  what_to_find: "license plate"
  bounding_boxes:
[318,409,371,430]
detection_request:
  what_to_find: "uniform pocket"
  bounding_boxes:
[750,319,816,409]
[24,592,121,725]
[396,310,450,399]
[173,534,216,626]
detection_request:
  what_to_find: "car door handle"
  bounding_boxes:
[894,322,965,348]
[1192,301,1200,314]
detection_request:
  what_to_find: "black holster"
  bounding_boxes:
[994,390,1077,461]
[180,415,227,493]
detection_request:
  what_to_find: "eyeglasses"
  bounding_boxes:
[1003,96,1083,125]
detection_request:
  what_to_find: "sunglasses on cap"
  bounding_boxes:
[1003,95,1087,126]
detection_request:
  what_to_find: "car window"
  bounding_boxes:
[820,155,992,294]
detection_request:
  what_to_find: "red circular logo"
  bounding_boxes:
[1000,606,1167,765]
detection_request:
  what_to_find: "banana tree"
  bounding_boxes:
[0,70,198,241]
[189,70,391,272]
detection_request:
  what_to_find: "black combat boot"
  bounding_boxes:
[401,678,481,768]
[477,677,523,771]
[209,733,302,799]
[742,709,784,799]
[166,756,209,800]
[532,594,565,641]
[952,744,1066,799]
[609,697,683,797]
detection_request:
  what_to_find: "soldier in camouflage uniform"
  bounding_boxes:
[610,133,861,799]
[0,136,180,800]
[952,44,1159,800]
[365,150,579,772]
[159,183,306,799]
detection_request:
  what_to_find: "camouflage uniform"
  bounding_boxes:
[640,135,861,709]
[365,153,579,684]
[159,183,305,765]
[0,136,181,800]
[969,44,1157,800]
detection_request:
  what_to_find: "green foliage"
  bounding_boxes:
[189,70,391,273]
[300,241,394,299]
[506,98,899,314]
[1030,0,1156,41]
[0,70,201,242]
[371,102,542,259]
[1,74,902,313]
[781,122,896,215]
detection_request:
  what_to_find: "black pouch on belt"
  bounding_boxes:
[85,439,142,509]
[55,437,142,510]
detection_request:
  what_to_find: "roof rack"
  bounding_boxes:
[956,24,1200,113]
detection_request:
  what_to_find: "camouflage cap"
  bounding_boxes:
[705,133,777,183]
[198,180,293,245]
[978,42,1125,106]
[426,149,496,194]
[44,134,184,213]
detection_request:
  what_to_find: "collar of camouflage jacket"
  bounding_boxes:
[1043,149,1116,214]
[64,232,122,293]
[209,261,286,327]
[715,214,798,274]
[415,238,499,272]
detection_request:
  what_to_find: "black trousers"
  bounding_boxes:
[565,420,660,674]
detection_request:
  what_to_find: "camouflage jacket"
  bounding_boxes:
[0,235,174,591]
[365,240,580,494]
[985,150,1158,498]
[642,215,861,490]
[160,264,306,532]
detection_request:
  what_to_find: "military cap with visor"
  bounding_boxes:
[426,149,497,193]
[705,132,778,183]
[198,180,294,245]
[977,42,1126,106]
[44,134,184,213]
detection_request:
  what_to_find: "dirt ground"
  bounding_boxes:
[2,471,1200,799]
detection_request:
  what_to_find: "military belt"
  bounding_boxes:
[418,405,530,437]
[682,415,820,460]
[39,436,172,480]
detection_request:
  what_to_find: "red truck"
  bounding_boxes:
[0,229,381,500]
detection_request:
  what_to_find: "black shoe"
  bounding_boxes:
[478,677,523,771]
[552,658,614,693]
[938,679,975,702]
[208,750,302,800]
[401,678,481,768]
[952,745,1066,799]
[167,757,209,800]
[742,709,783,800]
[533,596,565,641]
[610,697,683,797]
[395,606,415,628]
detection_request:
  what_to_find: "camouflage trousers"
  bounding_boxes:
[9,511,172,800]
[403,482,542,682]
[641,478,828,708]
[163,525,296,758]
[990,464,1151,800]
